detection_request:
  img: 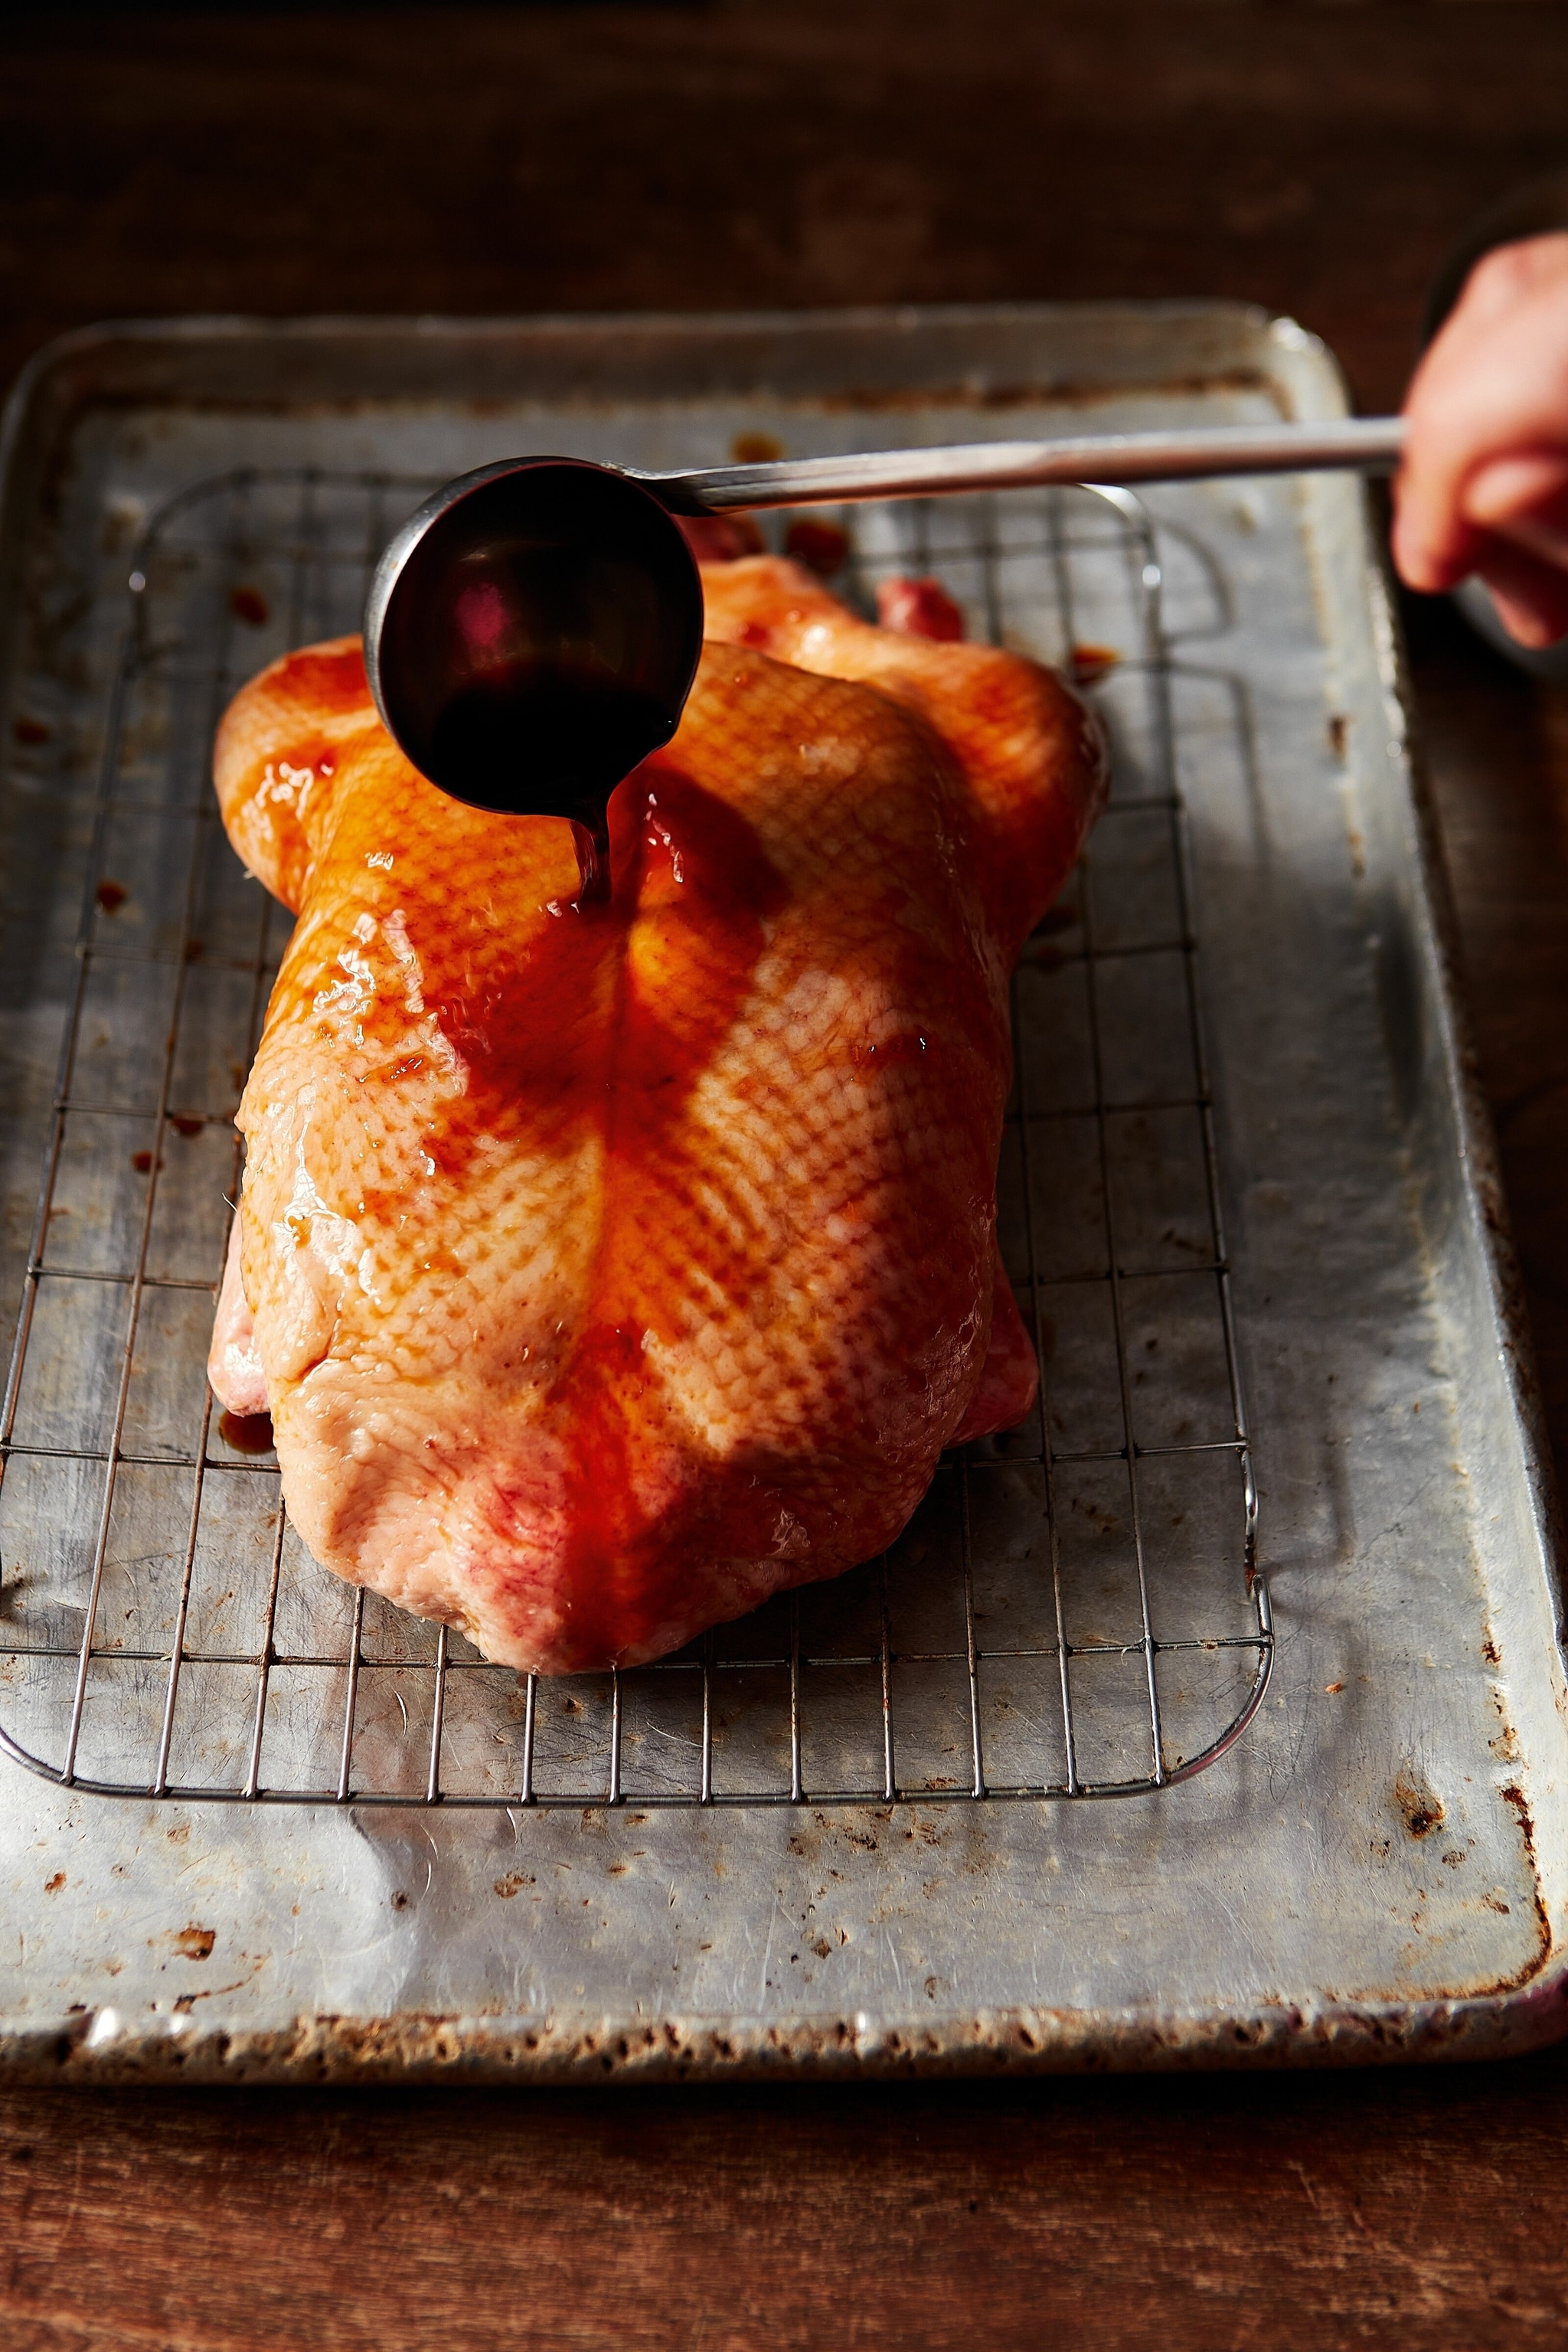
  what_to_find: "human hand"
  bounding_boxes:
[1393,230,1568,648]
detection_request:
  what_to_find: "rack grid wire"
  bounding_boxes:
[0,466,1269,1808]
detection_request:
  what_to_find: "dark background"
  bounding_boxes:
[6,7,1568,2346]
[3,2,1567,416]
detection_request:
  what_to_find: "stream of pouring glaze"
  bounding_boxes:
[207,555,1106,1672]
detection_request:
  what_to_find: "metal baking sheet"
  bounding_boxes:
[0,304,1563,2080]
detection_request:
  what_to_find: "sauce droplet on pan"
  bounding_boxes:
[218,1410,274,1455]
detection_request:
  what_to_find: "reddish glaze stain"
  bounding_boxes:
[184,937,205,965]
[877,577,966,642]
[244,730,341,795]
[409,763,786,1194]
[279,643,369,713]
[785,518,850,576]
[168,1116,204,1139]
[12,716,49,746]
[851,1030,932,1076]
[462,765,787,1661]
[557,780,789,1646]
[230,586,270,626]
[130,1150,155,1174]
[95,880,127,915]
[851,1021,940,1076]
[1070,643,1121,684]
[218,1409,274,1455]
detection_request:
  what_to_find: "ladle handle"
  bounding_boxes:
[646,416,1406,514]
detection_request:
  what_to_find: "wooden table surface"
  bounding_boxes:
[5,8,1568,2344]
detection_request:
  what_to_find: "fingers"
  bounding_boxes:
[1390,496,1483,596]
[1466,534,1568,648]
[1453,230,1568,326]
[1392,231,1568,622]
[1467,452,1568,564]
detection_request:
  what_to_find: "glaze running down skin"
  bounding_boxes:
[206,556,1106,1672]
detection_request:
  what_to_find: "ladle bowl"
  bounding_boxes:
[364,456,704,879]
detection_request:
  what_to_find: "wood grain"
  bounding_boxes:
[2,2,1568,412]
[5,2059,1568,2350]
[5,9,1568,2345]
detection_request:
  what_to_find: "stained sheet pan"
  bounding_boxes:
[0,303,1563,2082]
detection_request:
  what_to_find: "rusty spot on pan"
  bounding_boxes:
[1393,1771,1445,1840]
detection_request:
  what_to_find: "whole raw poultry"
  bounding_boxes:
[207,547,1106,1671]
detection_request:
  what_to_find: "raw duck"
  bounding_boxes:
[206,549,1106,1671]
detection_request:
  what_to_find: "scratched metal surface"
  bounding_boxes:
[0,306,1563,2081]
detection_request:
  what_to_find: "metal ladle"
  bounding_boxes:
[363,416,1406,890]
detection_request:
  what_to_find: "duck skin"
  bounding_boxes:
[206,557,1106,1672]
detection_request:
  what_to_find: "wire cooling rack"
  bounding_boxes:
[0,466,1269,1808]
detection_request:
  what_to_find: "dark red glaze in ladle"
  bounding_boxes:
[364,457,704,900]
